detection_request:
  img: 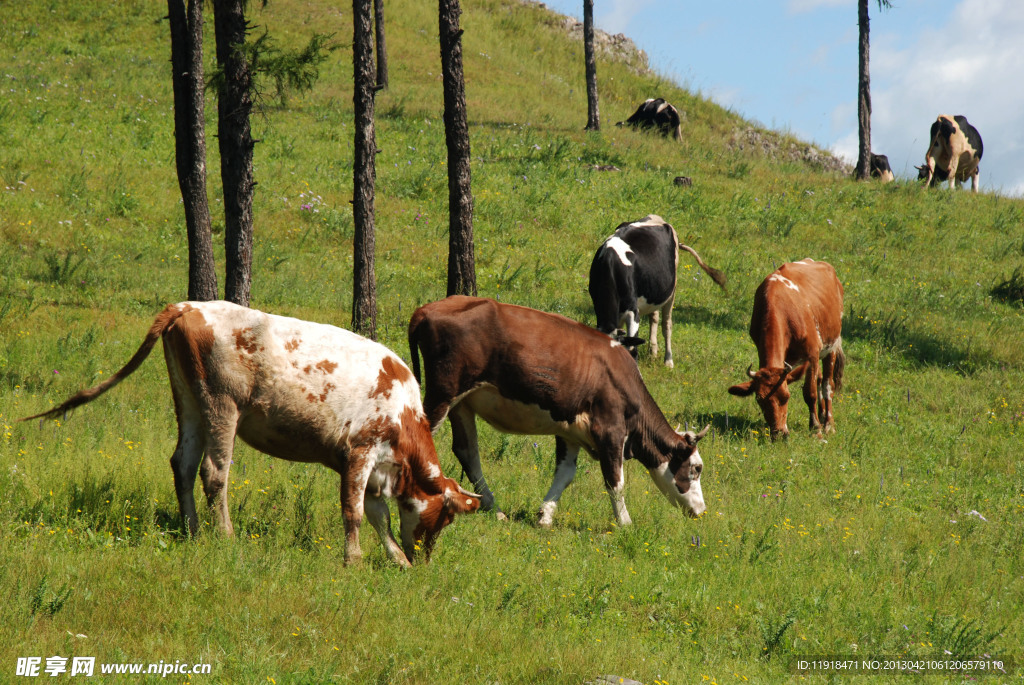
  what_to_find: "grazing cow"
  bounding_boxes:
[21,301,479,567]
[408,296,709,528]
[616,98,683,141]
[870,153,894,182]
[727,259,845,440]
[589,215,726,367]
[916,114,983,192]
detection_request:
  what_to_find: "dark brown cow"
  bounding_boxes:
[916,114,983,192]
[727,259,845,440]
[408,296,709,528]
[21,301,479,567]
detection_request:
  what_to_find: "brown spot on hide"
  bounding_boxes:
[369,356,414,399]
[316,359,338,374]
[163,307,216,382]
[233,327,259,354]
[303,365,312,374]
[284,338,301,352]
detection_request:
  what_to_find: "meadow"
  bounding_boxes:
[1,0,1022,682]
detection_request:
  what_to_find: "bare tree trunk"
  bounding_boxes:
[352,0,378,338]
[374,0,389,90]
[583,0,600,131]
[439,0,476,297]
[856,0,871,180]
[213,0,255,306]
[168,0,218,301]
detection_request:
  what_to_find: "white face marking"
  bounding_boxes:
[621,310,639,337]
[604,236,633,266]
[648,451,706,517]
[768,274,800,291]
[610,339,621,348]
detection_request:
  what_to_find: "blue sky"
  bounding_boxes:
[536,0,1024,196]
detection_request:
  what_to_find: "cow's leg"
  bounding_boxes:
[802,358,822,434]
[169,396,206,538]
[537,438,579,528]
[648,311,660,361]
[339,446,375,565]
[198,401,238,535]
[971,168,980,193]
[820,354,837,433]
[364,492,412,568]
[947,159,959,190]
[660,294,675,368]
[449,404,504,519]
[598,439,632,527]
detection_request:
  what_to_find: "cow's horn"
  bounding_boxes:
[746,364,757,379]
[457,484,480,499]
[694,424,711,441]
[784,361,794,372]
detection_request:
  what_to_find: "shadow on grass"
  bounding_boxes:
[843,305,998,375]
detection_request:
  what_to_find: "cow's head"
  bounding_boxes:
[728,363,807,440]
[649,424,709,517]
[399,479,480,562]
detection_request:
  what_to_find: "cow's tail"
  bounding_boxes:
[679,244,727,291]
[407,311,425,385]
[19,304,189,423]
[832,338,846,393]
[673,124,682,142]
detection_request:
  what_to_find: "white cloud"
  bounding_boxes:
[835,0,1024,193]
[598,0,656,34]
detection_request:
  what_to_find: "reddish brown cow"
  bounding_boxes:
[21,301,479,566]
[408,296,709,528]
[727,259,845,440]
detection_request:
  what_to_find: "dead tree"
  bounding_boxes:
[167,0,218,301]
[352,0,378,338]
[439,0,476,297]
[213,0,256,306]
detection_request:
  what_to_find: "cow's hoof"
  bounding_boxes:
[664,359,674,369]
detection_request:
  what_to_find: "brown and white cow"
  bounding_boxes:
[408,296,708,528]
[727,259,845,440]
[21,301,479,567]
[916,114,983,192]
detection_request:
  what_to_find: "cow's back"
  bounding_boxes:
[412,296,635,417]
[752,260,843,353]
[176,301,423,447]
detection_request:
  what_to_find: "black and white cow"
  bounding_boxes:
[916,114,983,192]
[616,98,683,141]
[589,215,725,367]
[870,153,894,182]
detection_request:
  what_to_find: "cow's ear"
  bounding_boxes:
[620,336,646,348]
[785,363,808,382]
[728,381,754,397]
[444,487,481,515]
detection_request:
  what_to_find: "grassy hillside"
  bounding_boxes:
[1,0,1022,682]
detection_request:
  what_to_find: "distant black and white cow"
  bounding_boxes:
[916,114,983,192]
[616,98,683,141]
[870,153,894,182]
[588,215,726,367]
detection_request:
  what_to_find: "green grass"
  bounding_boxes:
[2,0,1023,682]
